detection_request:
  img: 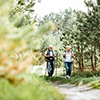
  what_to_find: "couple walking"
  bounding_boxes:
[44,45,74,78]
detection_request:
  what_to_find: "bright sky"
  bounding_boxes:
[34,0,87,17]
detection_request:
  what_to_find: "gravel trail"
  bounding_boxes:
[53,83,100,100]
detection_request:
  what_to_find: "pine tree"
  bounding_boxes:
[9,0,37,27]
[83,0,100,70]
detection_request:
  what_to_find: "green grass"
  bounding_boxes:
[42,71,100,88]
[0,73,65,100]
[71,71,100,78]
[42,76,97,85]
[88,80,100,89]
[60,71,100,78]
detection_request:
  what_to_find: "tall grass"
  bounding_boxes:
[42,71,100,88]
[0,73,65,100]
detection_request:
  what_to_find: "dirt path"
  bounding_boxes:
[31,65,100,100]
[52,83,100,100]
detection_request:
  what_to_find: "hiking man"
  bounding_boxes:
[63,46,74,78]
[44,45,58,77]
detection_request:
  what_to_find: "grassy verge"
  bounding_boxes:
[0,73,65,100]
[42,71,100,89]
[87,80,100,89]
[42,76,97,85]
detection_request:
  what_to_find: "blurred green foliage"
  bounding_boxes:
[0,74,65,100]
[0,0,56,80]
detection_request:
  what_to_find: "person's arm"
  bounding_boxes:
[63,54,65,58]
[44,51,50,57]
[72,52,74,58]
[54,54,58,57]
[44,54,50,57]
[53,52,58,57]
[63,52,66,58]
[71,53,74,62]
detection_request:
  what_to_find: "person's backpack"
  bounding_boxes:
[44,48,49,61]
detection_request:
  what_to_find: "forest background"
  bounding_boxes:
[0,0,100,100]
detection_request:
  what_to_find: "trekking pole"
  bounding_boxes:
[45,62,46,76]
[56,53,58,76]
[63,62,64,77]
[63,60,65,77]
[45,62,47,76]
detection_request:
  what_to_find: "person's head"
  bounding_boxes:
[66,45,71,51]
[49,45,53,50]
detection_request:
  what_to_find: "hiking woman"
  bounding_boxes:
[63,46,74,78]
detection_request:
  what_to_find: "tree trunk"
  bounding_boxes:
[91,45,95,71]
[94,46,97,68]
[99,46,100,58]
[78,45,82,71]
[97,36,100,57]
[97,26,100,57]
[81,42,84,69]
